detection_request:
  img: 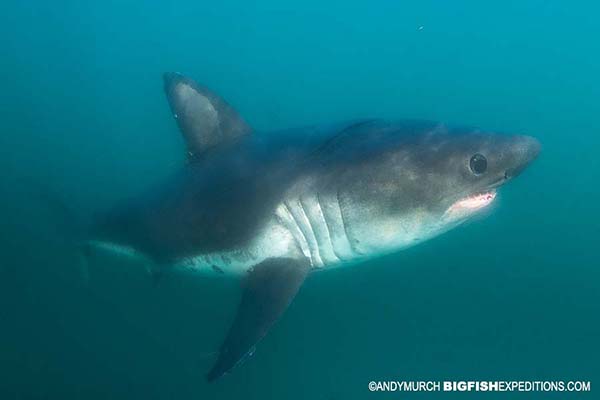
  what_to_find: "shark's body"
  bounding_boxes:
[93,119,491,275]
[84,73,540,381]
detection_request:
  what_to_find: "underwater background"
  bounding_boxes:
[1,0,598,399]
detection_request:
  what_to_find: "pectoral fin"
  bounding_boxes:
[206,257,310,382]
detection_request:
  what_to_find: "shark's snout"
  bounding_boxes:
[163,71,183,87]
[504,135,541,179]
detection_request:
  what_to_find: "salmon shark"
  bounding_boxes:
[83,72,540,381]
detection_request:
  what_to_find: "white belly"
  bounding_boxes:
[177,196,361,276]
[177,200,439,276]
[175,219,296,276]
[86,199,444,278]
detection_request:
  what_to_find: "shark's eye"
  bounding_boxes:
[469,154,487,175]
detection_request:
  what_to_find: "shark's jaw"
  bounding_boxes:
[449,190,497,212]
[443,190,497,221]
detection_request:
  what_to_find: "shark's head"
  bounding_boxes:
[420,127,541,225]
[333,121,540,256]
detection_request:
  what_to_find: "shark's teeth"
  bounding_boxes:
[445,191,497,216]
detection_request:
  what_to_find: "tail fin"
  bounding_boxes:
[32,184,91,284]
[36,188,84,241]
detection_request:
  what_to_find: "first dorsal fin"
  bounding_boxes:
[163,72,252,158]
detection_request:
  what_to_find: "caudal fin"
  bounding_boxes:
[32,184,90,284]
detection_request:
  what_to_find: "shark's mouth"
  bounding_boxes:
[445,190,497,216]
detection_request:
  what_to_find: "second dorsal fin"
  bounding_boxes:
[163,72,252,158]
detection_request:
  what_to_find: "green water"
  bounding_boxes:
[1,1,598,398]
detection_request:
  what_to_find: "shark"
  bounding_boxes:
[82,72,540,381]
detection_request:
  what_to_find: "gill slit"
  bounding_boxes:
[316,192,341,261]
[283,201,312,264]
[298,198,324,266]
[336,189,359,256]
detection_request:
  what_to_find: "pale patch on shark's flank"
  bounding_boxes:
[87,240,146,261]
[85,240,155,277]
[175,217,296,276]
[87,220,296,278]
